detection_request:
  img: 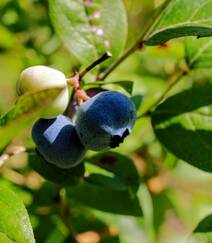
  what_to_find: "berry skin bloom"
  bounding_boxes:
[76,91,136,151]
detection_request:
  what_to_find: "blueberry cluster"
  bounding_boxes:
[18,66,137,169]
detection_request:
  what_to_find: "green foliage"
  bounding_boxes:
[131,95,143,111]
[68,181,142,216]
[68,152,142,216]
[194,214,212,233]
[188,215,212,243]
[0,0,212,242]
[49,0,127,66]
[185,36,212,68]
[152,190,173,234]
[0,88,62,150]
[83,80,134,95]
[152,83,212,172]
[29,152,85,186]
[109,81,134,95]
[146,0,212,45]
[86,152,140,192]
[0,232,14,243]
[0,186,34,243]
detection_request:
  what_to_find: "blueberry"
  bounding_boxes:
[32,115,86,168]
[76,91,136,151]
[17,65,69,118]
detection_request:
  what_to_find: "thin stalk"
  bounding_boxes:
[100,0,172,80]
[78,51,112,81]
[66,52,112,105]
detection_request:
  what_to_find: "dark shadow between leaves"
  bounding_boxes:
[28,152,85,186]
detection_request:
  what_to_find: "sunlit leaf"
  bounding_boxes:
[0,232,13,243]
[185,36,212,68]
[0,186,35,243]
[49,0,127,66]
[0,88,62,150]
[146,0,212,45]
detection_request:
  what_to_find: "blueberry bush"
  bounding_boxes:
[0,0,212,242]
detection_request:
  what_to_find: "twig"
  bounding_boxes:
[78,51,112,81]
[100,0,172,80]
[0,145,27,167]
[66,52,112,105]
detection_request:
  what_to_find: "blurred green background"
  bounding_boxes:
[0,1,212,243]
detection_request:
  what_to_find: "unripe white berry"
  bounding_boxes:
[17,65,69,118]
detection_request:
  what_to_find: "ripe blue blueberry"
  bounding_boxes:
[76,91,136,151]
[32,115,86,168]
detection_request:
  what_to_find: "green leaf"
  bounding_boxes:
[152,83,212,172]
[33,215,66,243]
[152,190,173,233]
[138,184,156,243]
[131,95,143,111]
[84,80,134,95]
[86,152,140,192]
[112,81,134,95]
[0,232,14,243]
[29,182,59,208]
[0,186,35,243]
[194,214,212,233]
[28,152,85,186]
[67,180,142,216]
[188,215,212,243]
[0,25,16,49]
[49,0,97,65]
[185,36,212,68]
[146,0,212,46]
[67,152,141,216]
[0,88,62,150]
[49,0,127,66]
[85,164,127,191]
[123,0,154,47]
[188,233,212,243]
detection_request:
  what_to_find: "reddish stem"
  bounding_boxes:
[67,75,90,105]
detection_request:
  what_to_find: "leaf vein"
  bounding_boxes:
[149,18,212,38]
[186,114,212,150]
[189,0,212,21]
[189,39,212,66]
